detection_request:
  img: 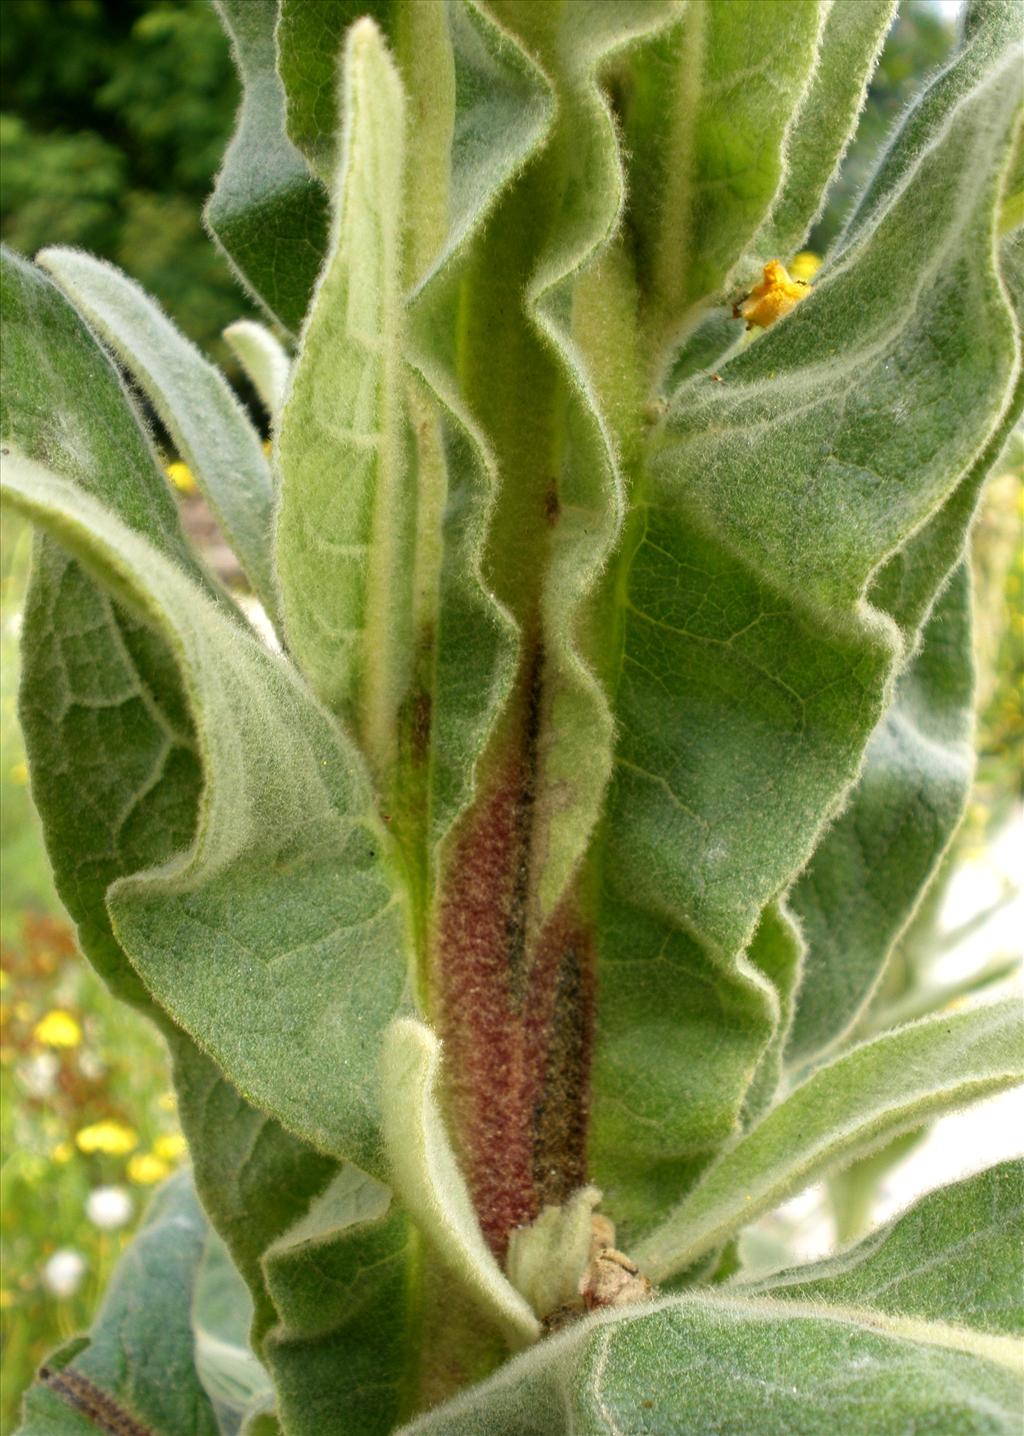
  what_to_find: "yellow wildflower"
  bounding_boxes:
[734,260,811,330]
[153,1133,187,1162]
[789,250,822,282]
[166,461,197,495]
[127,1153,170,1185]
[8,761,28,786]
[33,1009,82,1049]
[50,1142,74,1164]
[75,1120,138,1156]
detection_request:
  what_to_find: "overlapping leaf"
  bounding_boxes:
[276,19,408,769]
[38,247,280,626]
[623,0,825,357]
[591,15,1022,1238]
[20,1173,220,1436]
[207,0,329,332]
[633,1000,1023,1283]
[1,248,210,1011]
[402,1162,1024,1434]
[3,452,409,1173]
[786,563,975,1065]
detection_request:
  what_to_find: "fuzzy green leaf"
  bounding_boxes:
[261,1164,413,1436]
[223,320,291,424]
[402,1163,1023,1435]
[380,1018,541,1349]
[38,247,281,626]
[625,0,824,352]
[19,1172,220,1436]
[2,452,409,1173]
[633,999,1024,1283]
[746,0,896,269]
[207,0,329,333]
[276,18,408,772]
[1,247,211,1011]
[787,563,976,1065]
[592,24,1022,1238]
[277,0,389,183]
[743,1158,1024,1335]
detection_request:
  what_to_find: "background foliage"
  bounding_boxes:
[0,0,252,370]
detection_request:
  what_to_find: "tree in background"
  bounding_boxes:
[0,0,250,364]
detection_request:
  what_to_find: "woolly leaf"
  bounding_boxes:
[591,26,1022,1238]
[2,452,409,1173]
[746,0,896,268]
[223,320,291,424]
[624,0,824,354]
[743,1159,1024,1335]
[207,0,329,332]
[38,247,280,626]
[380,1018,541,1350]
[787,564,975,1065]
[19,1172,219,1436]
[262,1164,413,1436]
[402,1163,1023,1434]
[276,0,388,183]
[276,18,409,773]
[633,999,1024,1283]
[1,247,210,1012]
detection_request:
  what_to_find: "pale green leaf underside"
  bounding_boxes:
[2,453,409,1175]
[38,246,281,627]
[381,1018,540,1349]
[276,18,408,767]
[223,320,291,424]
[19,1171,219,1436]
[194,1229,273,1433]
[633,999,1024,1283]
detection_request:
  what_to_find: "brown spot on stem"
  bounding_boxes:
[544,481,560,525]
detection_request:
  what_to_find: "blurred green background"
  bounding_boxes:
[0,0,1018,1431]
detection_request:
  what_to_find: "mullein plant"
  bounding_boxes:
[3,0,1023,1431]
